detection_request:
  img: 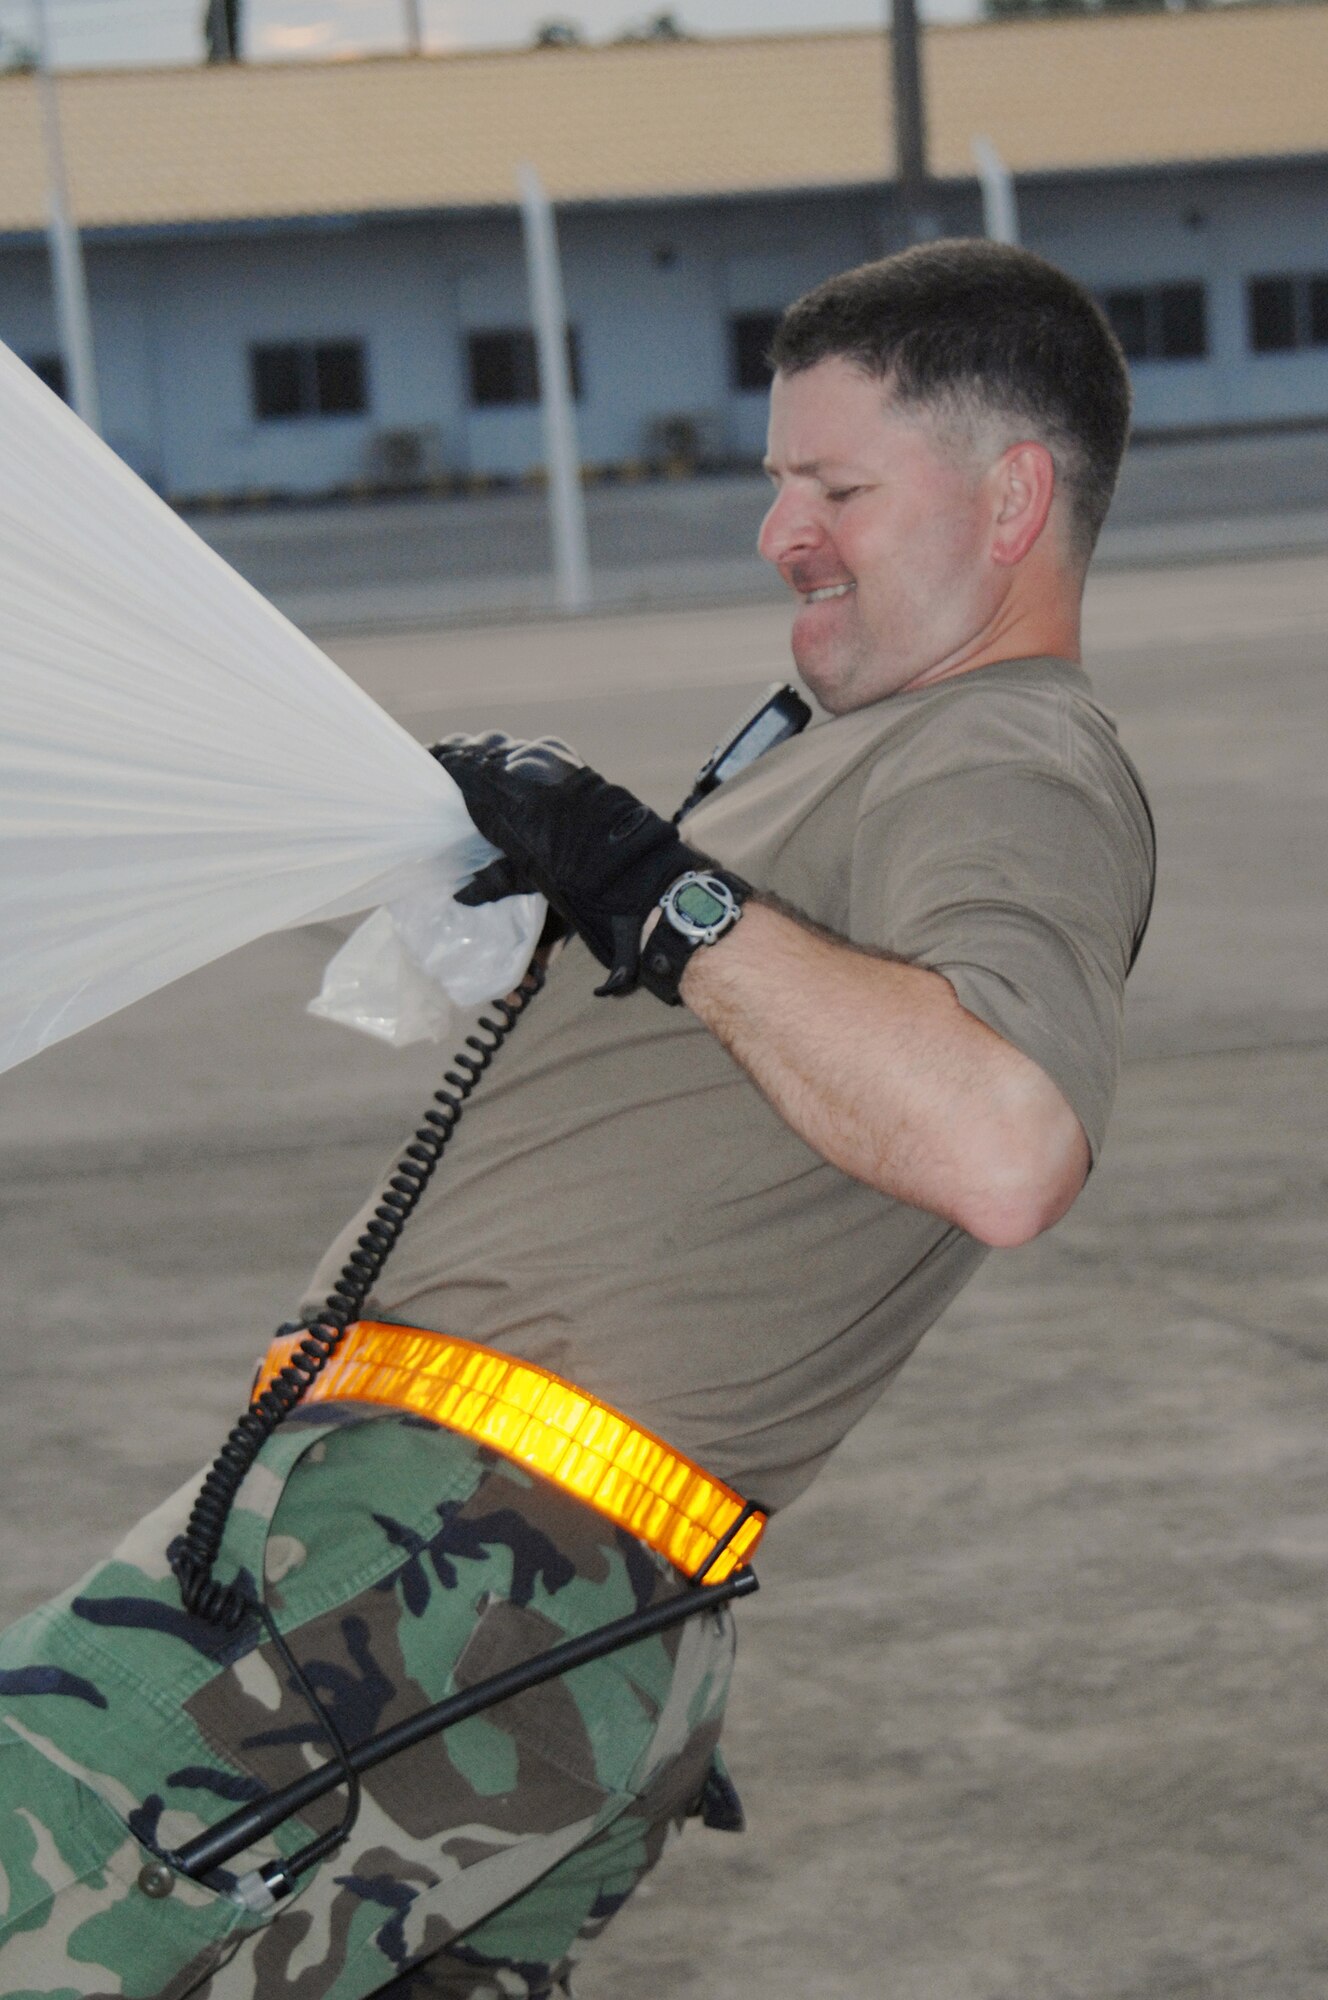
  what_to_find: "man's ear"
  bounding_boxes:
[989,441,1057,567]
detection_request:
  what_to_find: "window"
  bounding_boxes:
[1101,283,1207,362]
[466,328,583,407]
[250,340,368,420]
[729,312,781,393]
[1247,272,1328,354]
[1156,285,1207,360]
[1104,291,1149,361]
[1248,278,1296,353]
[26,354,67,400]
[1310,278,1328,345]
[314,343,368,414]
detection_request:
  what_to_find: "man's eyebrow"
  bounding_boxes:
[761,457,863,479]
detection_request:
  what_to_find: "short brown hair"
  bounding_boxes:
[771,239,1132,565]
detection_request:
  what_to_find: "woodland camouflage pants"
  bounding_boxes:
[0,1405,737,1997]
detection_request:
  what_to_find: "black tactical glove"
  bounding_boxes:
[433,732,712,997]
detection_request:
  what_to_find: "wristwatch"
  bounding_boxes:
[638,868,749,1006]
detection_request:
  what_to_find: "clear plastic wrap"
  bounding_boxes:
[308,879,545,1047]
[0,341,542,1076]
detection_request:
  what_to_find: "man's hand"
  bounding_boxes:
[433,733,708,996]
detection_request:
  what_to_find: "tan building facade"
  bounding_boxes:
[1,7,1324,499]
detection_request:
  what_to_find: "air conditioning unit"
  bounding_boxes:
[365,425,444,489]
[642,412,722,474]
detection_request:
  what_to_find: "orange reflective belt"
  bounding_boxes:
[254,1320,766,1585]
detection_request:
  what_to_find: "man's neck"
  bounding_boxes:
[907,571,1082,692]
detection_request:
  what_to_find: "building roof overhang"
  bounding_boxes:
[0,5,1323,237]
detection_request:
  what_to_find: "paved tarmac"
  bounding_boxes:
[1,542,1326,1997]
[184,424,1328,632]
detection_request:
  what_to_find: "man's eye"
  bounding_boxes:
[825,487,861,503]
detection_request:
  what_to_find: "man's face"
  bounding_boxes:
[759,358,1003,714]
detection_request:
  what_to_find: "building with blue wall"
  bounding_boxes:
[0,6,1324,502]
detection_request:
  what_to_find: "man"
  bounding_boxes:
[0,240,1153,1997]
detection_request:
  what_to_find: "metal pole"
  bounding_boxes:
[972,135,1019,247]
[403,0,423,53]
[517,161,590,614]
[886,0,938,245]
[33,0,100,433]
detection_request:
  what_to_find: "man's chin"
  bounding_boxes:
[789,637,861,717]
[791,626,920,715]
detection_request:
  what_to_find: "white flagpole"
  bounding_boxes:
[518,161,591,613]
[33,0,101,433]
[972,135,1020,248]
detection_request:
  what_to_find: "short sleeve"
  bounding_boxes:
[850,762,1152,1161]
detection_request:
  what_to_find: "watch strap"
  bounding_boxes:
[638,868,749,1006]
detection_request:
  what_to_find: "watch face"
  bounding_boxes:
[674,880,727,928]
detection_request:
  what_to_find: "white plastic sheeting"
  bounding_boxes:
[0,341,541,1077]
[308,887,543,1049]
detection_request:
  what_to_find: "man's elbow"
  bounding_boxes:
[957,1102,1091,1249]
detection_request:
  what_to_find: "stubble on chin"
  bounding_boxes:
[789,634,833,712]
[791,626,877,717]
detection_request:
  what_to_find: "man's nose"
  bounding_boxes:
[757,485,823,568]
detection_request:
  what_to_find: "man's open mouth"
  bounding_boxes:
[802,582,855,604]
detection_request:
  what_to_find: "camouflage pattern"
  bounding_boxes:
[0,1405,736,1997]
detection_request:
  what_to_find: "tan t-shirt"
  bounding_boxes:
[307,658,1154,1512]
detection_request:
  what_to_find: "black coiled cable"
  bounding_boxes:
[171,961,546,1633]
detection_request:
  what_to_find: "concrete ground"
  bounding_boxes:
[1,542,1326,1997]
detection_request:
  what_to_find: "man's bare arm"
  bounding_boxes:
[680,899,1089,1249]
[434,734,1090,1243]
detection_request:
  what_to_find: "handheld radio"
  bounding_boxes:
[674,681,812,822]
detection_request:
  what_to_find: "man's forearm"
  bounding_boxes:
[679,899,1088,1248]
[436,731,1089,1243]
